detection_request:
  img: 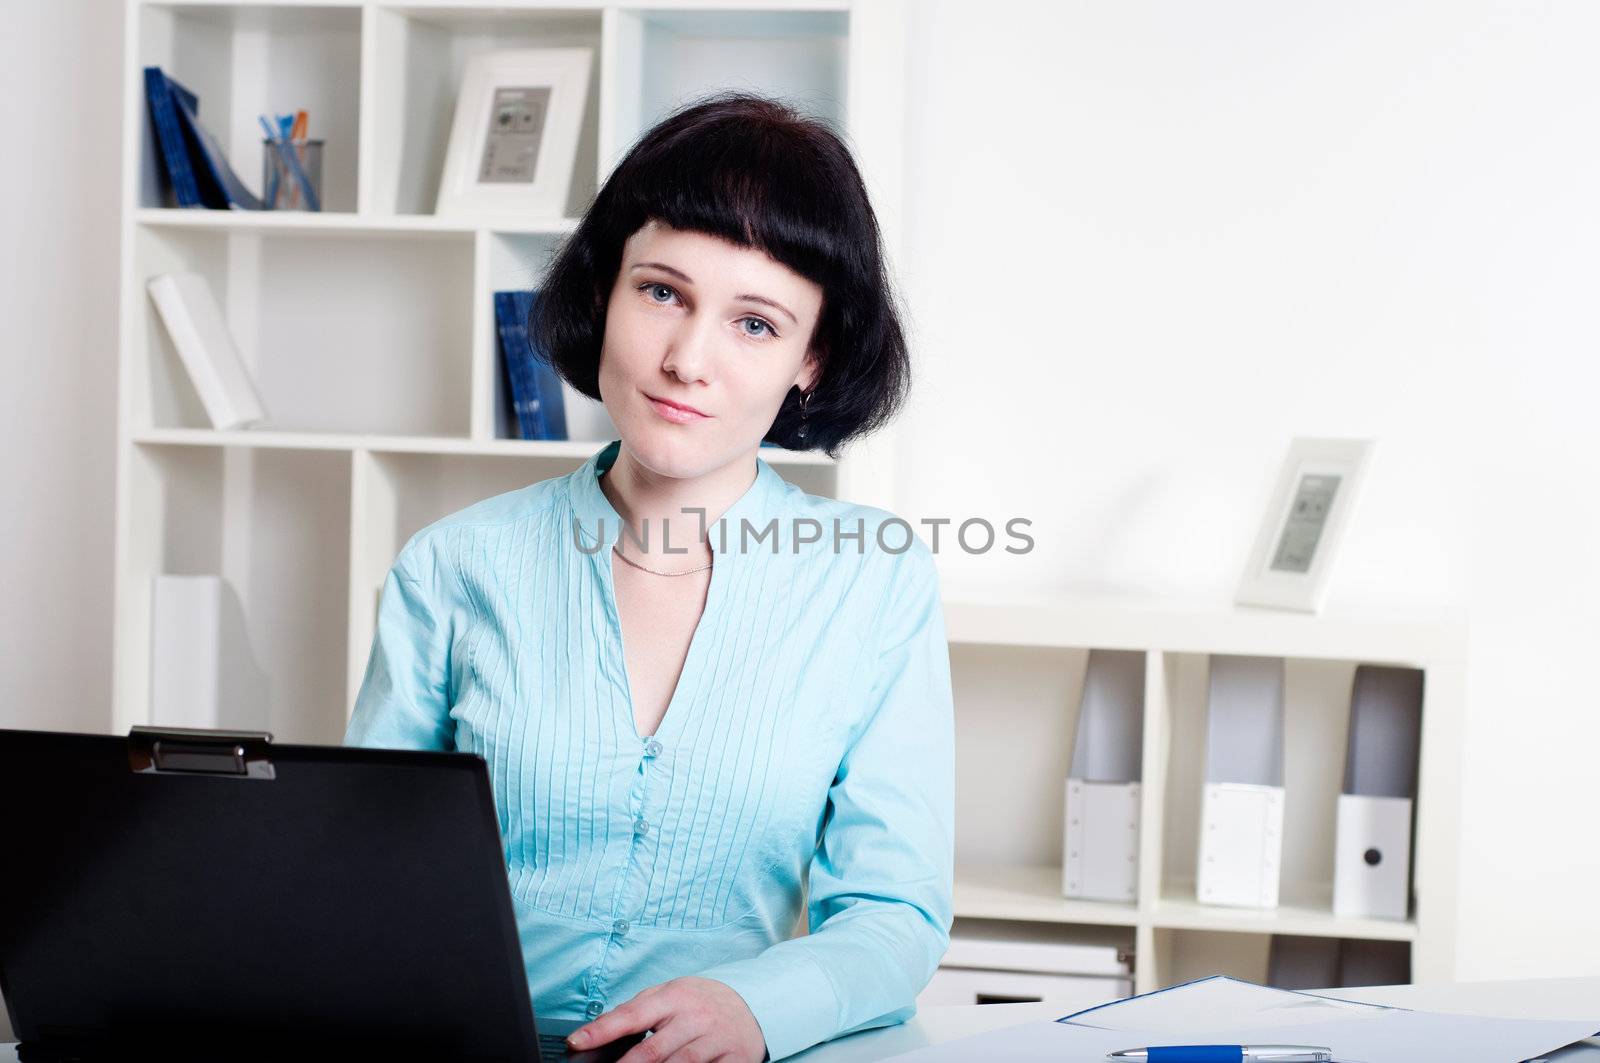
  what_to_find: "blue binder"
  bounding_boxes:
[171,88,263,210]
[143,67,201,207]
[144,65,263,210]
[493,291,568,441]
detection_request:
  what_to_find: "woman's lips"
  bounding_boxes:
[645,393,710,423]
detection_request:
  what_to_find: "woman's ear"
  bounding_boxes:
[795,350,823,393]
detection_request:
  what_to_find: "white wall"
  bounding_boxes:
[895,1,1599,979]
[0,1,122,738]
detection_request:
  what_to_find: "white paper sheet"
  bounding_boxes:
[880,977,1599,1063]
[1533,1038,1600,1061]
[1057,976,1389,1035]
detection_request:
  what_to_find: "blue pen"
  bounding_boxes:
[257,113,320,212]
[257,115,281,207]
[257,116,283,208]
[1107,1047,1332,1063]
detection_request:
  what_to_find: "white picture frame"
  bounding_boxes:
[1235,437,1375,614]
[435,48,593,220]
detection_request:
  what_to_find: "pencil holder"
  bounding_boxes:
[261,138,324,211]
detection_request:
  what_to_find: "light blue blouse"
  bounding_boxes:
[344,438,954,1061]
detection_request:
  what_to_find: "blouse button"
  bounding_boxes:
[612,919,629,936]
[633,817,650,836]
[644,738,663,758]
[586,1000,603,1018]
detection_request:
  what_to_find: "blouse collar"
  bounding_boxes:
[567,439,791,559]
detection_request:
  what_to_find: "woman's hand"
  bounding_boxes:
[565,975,768,1063]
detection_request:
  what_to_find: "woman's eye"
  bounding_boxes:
[741,317,776,339]
[641,282,678,304]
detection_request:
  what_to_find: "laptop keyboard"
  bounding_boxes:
[538,1029,647,1062]
[537,1031,576,1060]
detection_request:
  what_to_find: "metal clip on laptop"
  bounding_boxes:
[127,724,277,779]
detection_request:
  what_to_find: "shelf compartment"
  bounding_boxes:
[134,225,474,437]
[1146,928,1279,991]
[604,8,848,178]
[476,230,618,443]
[952,643,1096,877]
[117,442,352,745]
[138,4,361,212]
[1145,927,1412,994]
[363,6,604,217]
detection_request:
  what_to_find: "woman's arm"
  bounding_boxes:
[696,541,956,1061]
[345,540,456,751]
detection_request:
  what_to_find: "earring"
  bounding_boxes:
[795,389,811,443]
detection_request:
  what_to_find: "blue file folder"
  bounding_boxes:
[494,290,568,441]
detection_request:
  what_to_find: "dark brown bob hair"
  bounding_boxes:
[530,90,910,459]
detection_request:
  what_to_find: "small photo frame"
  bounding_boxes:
[1235,437,1375,613]
[435,48,593,220]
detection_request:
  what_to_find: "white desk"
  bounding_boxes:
[4,978,1597,1062]
[783,977,1600,1061]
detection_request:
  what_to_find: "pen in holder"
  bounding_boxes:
[260,137,323,211]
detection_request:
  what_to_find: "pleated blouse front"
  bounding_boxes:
[345,438,954,1061]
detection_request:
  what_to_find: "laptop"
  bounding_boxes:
[0,726,646,1062]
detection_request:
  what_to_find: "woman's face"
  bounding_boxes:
[597,218,823,478]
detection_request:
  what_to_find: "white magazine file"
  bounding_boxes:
[1197,654,1285,909]
[1333,664,1423,921]
[1063,649,1144,903]
[150,574,270,731]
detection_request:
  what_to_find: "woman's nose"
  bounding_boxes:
[661,314,719,383]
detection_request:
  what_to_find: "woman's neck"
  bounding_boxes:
[599,445,758,561]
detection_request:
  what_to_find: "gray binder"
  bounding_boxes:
[1063,649,1145,903]
[1197,655,1286,908]
[1334,665,1424,921]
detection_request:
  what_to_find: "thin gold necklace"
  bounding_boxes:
[612,542,712,577]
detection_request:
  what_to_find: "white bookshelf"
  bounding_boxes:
[113,0,905,746]
[111,0,1462,1004]
[943,593,1465,994]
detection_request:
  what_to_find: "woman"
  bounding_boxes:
[346,92,954,1063]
